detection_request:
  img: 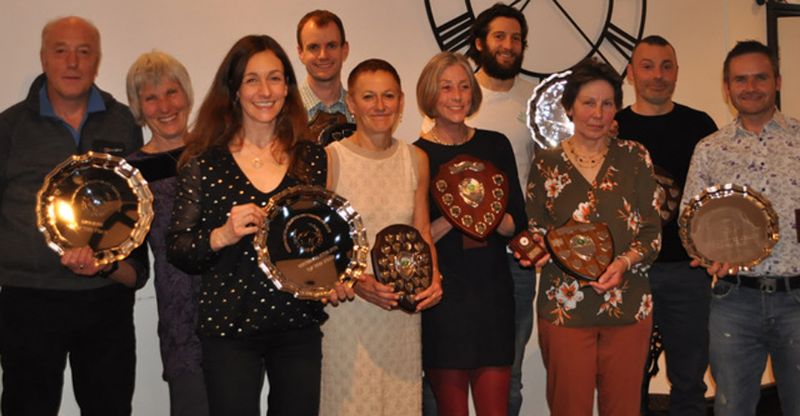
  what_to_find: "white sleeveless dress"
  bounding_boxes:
[320,138,421,416]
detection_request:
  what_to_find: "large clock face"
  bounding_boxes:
[424,0,647,80]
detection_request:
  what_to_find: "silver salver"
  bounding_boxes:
[679,184,780,270]
[36,151,154,265]
[527,70,574,149]
[254,185,369,300]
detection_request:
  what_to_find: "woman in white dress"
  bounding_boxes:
[320,59,443,416]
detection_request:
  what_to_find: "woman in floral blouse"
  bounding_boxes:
[524,59,661,416]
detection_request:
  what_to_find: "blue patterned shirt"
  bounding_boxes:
[682,110,800,276]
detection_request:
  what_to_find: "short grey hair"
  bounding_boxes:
[126,50,194,126]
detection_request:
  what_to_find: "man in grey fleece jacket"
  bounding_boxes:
[0,16,147,416]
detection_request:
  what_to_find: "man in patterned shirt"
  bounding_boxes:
[296,10,353,126]
[682,40,800,416]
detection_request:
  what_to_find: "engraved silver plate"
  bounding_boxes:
[527,70,574,149]
[254,185,368,300]
[36,151,154,265]
[679,184,780,270]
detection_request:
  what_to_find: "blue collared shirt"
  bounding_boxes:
[39,84,106,145]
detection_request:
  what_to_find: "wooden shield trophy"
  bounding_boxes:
[432,155,509,240]
[371,224,433,312]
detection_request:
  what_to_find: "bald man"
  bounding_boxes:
[0,16,146,415]
[615,35,717,416]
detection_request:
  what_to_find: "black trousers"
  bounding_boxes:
[0,285,136,416]
[200,325,322,416]
[643,262,711,416]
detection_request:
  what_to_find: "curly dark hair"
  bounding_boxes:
[465,3,528,63]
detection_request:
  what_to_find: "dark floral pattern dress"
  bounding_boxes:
[526,139,661,327]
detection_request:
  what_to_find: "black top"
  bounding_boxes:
[414,129,527,368]
[128,147,203,381]
[167,142,328,338]
[616,104,717,262]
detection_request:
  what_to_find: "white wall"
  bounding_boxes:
[1,1,793,415]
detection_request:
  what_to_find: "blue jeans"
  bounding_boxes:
[422,255,535,416]
[645,262,710,416]
[709,277,800,416]
[507,254,535,416]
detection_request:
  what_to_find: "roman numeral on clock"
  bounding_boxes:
[431,11,475,52]
[604,23,638,62]
[595,22,641,75]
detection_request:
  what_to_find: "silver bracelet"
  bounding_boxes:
[616,255,632,271]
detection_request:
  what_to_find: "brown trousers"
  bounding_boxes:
[538,316,652,416]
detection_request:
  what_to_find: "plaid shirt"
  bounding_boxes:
[300,81,354,123]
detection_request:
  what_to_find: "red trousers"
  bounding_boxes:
[538,316,652,416]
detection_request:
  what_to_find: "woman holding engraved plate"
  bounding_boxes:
[320,58,442,416]
[167,35,349,416]
[413,51,526,415]
[521,59,660,416]
[124,51,210,416]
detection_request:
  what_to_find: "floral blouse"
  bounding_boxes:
[526,139,661,327]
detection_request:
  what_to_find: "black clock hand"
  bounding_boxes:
[550,0,613,65]
[550,0,594,46]
[509,0,532,12]
[427,9,474,52]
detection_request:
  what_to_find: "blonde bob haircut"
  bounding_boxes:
[416,52,481,119]
[126,50,194,126]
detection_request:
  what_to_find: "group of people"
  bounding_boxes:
[0,5,797,416]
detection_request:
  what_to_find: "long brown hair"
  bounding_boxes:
[180,35,308,166]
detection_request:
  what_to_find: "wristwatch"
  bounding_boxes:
[96,261,119,279]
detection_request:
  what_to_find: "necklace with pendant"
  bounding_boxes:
[565,139,609,168]
[242,142,275,169]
